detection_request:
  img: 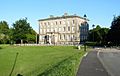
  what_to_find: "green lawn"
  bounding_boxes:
[0,45,85,76]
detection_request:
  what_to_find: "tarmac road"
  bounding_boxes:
[98,48,120,76]
[77,50,110,76]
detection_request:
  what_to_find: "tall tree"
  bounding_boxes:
[0,21,9,34]
[88,25,109,45]
[88,25,101,42]
[12,18,36,43]
[0,21,10,44]
[99,28,109,44]
[107,15,120,45]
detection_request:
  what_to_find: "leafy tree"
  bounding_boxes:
[0,21,10,44]
[88,25,101,42]
[99,28,109,44]
[107,15,120,45]
[12,18,36,43]
[88,25,109,45]
[0,21,9,34]
[26,34,36,43]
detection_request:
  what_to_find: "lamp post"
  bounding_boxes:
[92,24,95,42]
[92,24,95,48]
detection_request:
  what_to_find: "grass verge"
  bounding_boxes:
[38,50,85,76]
[0,45,85,76]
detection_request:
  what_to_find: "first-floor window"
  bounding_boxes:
[63,27,66,31]
[68,26,70,31]
[59,35,61,40]
[64,35,66,40]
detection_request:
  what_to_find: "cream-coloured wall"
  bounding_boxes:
[39,16,88,45]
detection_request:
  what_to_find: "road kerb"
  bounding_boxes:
[97,50,113,76]
[83,52,88,57]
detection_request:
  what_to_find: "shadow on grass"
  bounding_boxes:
[0,47,2,49]
[36,51,86,76]
[37,56,72,76]
[9,52,19,76]
[73,46,78,49]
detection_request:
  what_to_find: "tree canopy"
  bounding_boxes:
[0,18,36,44]
[12,18,36,43]
[0,21,10,44]
[88,25,109,45]
[107,15,120,45]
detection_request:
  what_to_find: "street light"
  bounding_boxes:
[92,24,95,42]
[92,24,95,48]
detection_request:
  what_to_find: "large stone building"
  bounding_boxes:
[38,13,89,45]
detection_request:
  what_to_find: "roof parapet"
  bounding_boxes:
[38,13,89,21]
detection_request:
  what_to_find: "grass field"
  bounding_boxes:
[0,45,85,76]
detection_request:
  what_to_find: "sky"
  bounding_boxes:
[0,0,120,33]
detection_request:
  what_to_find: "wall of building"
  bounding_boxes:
[80,22,89,43]
[38,15,88,45]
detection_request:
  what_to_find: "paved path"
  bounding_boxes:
[76,51,110,76]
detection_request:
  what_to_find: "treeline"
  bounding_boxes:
[0,18,36,44]
[87,15,120,46]
[88,25,109,46]
[1,15,120,46]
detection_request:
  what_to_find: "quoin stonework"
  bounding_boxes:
[38,13,89,45]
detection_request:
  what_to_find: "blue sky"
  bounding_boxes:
[0,0,120,33]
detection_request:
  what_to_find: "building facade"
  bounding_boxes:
[80,22,89,43]
[38,13,89,45]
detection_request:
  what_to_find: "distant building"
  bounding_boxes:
[38,13,89,45]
